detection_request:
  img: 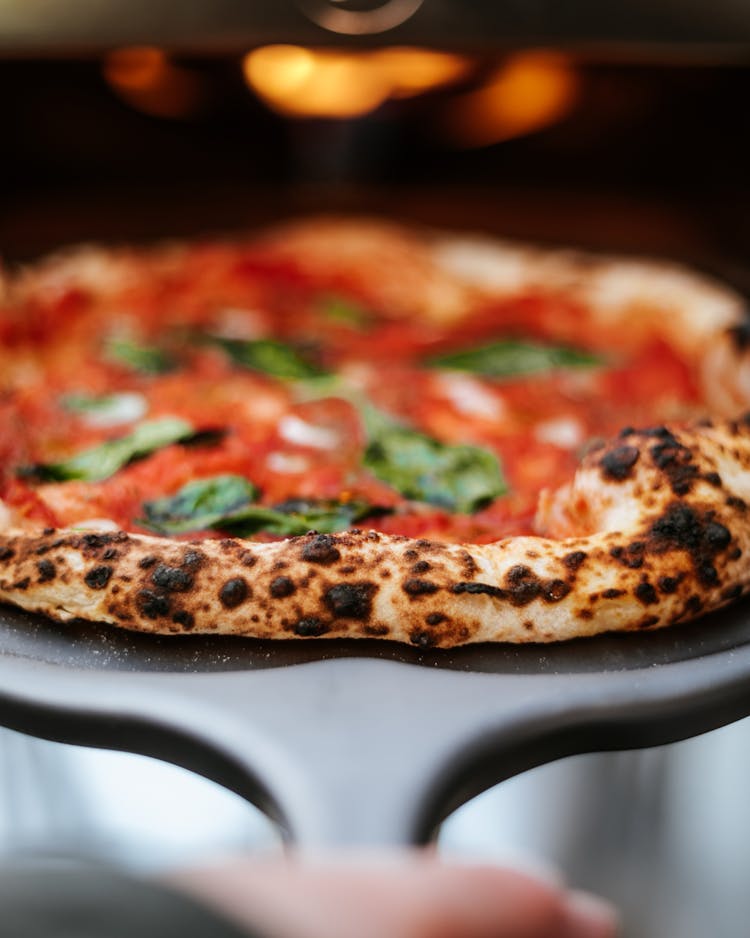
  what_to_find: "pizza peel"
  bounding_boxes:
[0,601,748,849]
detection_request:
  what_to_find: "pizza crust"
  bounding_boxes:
[1,418,748,646]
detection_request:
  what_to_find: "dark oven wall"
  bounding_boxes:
[1,55,749,292]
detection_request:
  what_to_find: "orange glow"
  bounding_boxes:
[372,47,471,98]
[442,52,578,147]
[242,45,471,119]
[103,47,203,119]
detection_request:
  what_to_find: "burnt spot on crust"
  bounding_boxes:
[240,551,257,567]
[101,548,118,561]
[649,435,700,496]
[704,472,722,487]
[42,527,55,536]
[505,565,540,606]
[0,546,14,562]
[301,534,341,565]
[409,628,437,648]
[542,579,571,603]
[649,503,732,588]
[364,624,389,637]
[411,560,431,574]
[403,579,440,597]
[37,559,55,583]
[460,550,479,576]
[600,445,640,481]
[452,581,505,599]
[294,617,328,637]
[563,551,587,572]
[602,588,625,599]
[610,542,645,569]
[137,555,158,570]
[136,589,170,618]
[171,610,195,630]
[84,565,113,590]
[219,578,248,609]
[426,612,447,625]
[657,574,683,594]
[151,564,193,592]
[726,495,747,512]
[639,615,661,629]
[722,584,744,601]
[181,549,206,569]
[270,576,295,598]
[324,582,377,619]
[635,580,658,605]
[12,577,29,590]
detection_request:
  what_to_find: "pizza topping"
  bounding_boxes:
[319,295,371,329]
[28,417,196,483]
[362,407,505,513]
[426,339,602,378]
[62,391,148,427]
[105,336,177,374]
[205,336,325,379]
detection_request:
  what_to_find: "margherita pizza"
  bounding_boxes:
[0,216,749,646]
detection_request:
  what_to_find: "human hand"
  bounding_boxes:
[171,851,618,938]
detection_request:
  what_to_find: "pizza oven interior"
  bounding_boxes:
[2,5,750,938]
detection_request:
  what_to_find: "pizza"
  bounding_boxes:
[0,216,749,646]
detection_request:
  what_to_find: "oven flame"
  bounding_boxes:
[242,45,470,119]
[442,51,578,147]
[103,47,204,119]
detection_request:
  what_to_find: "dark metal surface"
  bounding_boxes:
[0,601,749,848]
[2,0,750,55]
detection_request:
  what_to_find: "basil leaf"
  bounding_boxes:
[32,417,195,482]
[140,474,259,534]
[363,408,505,513]
[106,337,177,374]
[207,337,326,379]
[427,339,602,378]
[320,295,370,329]
[61,391,148,427]
[140,479,383,537]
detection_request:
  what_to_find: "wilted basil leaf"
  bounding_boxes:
[31,417,195,482]
[61,391,148,427]
[427,339,602,378]
[140,478,384,537]
[106,337,177,374]
[363,408,505,513]
[140,474,259,534]
[320,295,371,329]
[206,336,326,379]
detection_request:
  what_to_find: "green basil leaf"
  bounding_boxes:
[106,337,177,374]
[363,408,505,513]
[320,295,371,329]
[140,480,384,537]
[61,391,148,427]
[207,336,326,379]
[32,417,195,482]
[427,339,602,378]
[140,474,259,534]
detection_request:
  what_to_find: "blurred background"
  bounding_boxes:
[2,8,750,936]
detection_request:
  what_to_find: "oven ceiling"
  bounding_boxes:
[1,0,750,55]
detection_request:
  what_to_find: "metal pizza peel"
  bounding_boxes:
[0,601,748,848]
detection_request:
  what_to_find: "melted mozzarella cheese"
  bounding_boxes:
[278,415,340,450]
[534,417,584,449]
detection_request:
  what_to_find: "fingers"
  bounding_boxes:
[170,851,618,938]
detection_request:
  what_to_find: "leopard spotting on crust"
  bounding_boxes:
[0,417,749,646]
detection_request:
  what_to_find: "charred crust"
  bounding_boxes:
[639,615,660,629]
[563,551,587,571]
[269,576,295,598]
[452,581,505,599]
[42,527,55,536]
[181,549,206,569]
[726,495,746,511]
[610,542,645,569]
[37,559,55,582]
[410,560,431,574]
[219,578,249,609]
[728,321,750,350]
[460,550,479,575]
[722,584,744,601]
[240,551,257,567]
[425,612,447,625]
[12,577,29,590]
[409,629,437,648]
[657,574,682,594]
[136,589,171,618]
[35,544,50,555]
[403,578,439,596]
[600,445,640,481]
[171,610,195,630]
[137,555,158,570]
[101,548,118,561]
[649,503,732,586]
[602,588,625,599]
[649,437,699,495]
[301,534,341,565]
[294,617,328,637]
[704,471,722,487]
[84,565,113,589]
[0,547,14,562]
[635,580,658,605]
[542,579,571,602]
[151,564,193,592]
[505,565,540,606]
[730,547,743,560]
[81,532,118,550]
[705,521,731,551]
[364,624,389,636]
[324,582,376,619]
[404,549,419,560]
[686,595,703,614]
